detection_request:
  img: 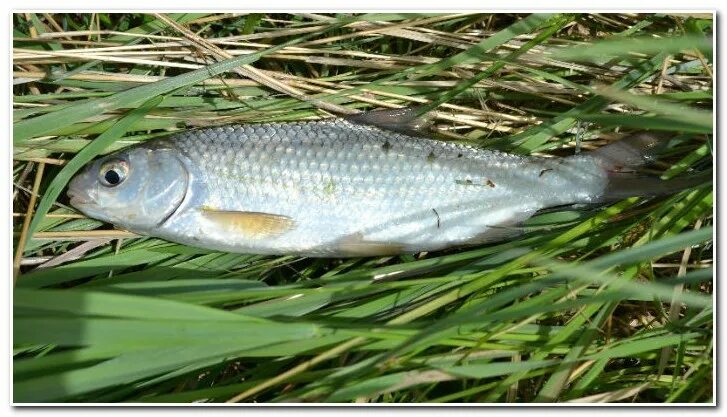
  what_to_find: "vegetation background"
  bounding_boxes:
[12,12,713,403]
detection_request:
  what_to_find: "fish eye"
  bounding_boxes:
[99,160,129,187]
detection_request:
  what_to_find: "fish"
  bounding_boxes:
[67,107,708,257]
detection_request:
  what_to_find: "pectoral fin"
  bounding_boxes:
[201,207,295,239]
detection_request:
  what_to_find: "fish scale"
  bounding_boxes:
[153,119,605,255]
[67,114,621,257]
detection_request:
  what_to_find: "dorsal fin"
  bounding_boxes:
[345,106,433,136]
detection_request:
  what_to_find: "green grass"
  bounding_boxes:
[12,13,713,403]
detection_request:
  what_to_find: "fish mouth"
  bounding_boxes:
[66,177,97,210]
[66,181,115,224]
[67,190,94,207]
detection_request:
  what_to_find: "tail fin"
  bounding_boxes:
[601,171,712,201]
[588,132,671,171]
[585,132,712,201]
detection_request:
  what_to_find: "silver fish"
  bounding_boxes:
[67,108,688,257]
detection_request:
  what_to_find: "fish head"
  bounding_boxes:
[67,146,190,232]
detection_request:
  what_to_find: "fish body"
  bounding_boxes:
[68,113,662,257]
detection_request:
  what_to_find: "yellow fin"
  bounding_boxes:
[201,207,295,239]
[335,232,406,256]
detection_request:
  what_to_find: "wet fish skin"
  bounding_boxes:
[68,118,609,256]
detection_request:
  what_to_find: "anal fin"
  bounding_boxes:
[335,232,407,257]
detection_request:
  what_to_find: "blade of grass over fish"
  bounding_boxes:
[13,19,348,143]
[21,97,162,255]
